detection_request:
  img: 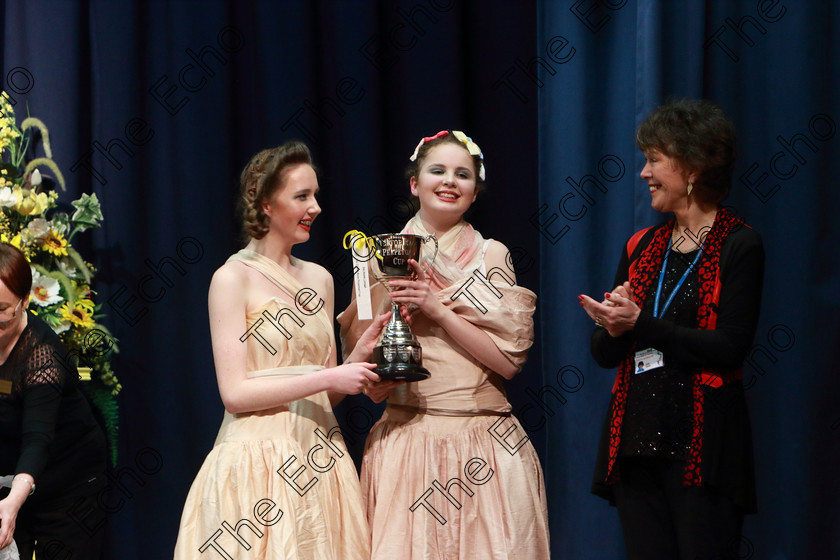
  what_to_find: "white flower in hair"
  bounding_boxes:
[409,130,486,181]
[452,130,486,181]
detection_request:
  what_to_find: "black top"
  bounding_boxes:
[618,247,700,459]
[0,313,105,501]
[590,220,764,513]
[591,222,765,373]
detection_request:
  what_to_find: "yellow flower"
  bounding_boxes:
[40,230,68,256]
[1,232,22,250]
[33,191,51,214]
[14,189,50,216]
[59,300,96,329]
[0,125,19,147]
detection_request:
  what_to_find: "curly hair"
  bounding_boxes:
[405,131,486,194]
[238,141,313,239]
[636,98,736,205]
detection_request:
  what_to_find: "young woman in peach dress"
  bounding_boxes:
[340,130,550,559]
[175,141,387,560]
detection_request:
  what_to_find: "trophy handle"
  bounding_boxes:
[422,233,439,271]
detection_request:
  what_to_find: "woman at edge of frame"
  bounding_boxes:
[0,242,108,559]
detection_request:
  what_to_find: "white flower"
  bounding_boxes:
[30,168,42,186]
[0,186,20,208]
[53,320,71,334]
[30,271,63,307]
[26,218,50,239]
[57,258,79,279]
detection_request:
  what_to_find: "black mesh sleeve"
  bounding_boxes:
[15,341,74,479]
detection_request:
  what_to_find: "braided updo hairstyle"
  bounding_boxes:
[239,141,313,239]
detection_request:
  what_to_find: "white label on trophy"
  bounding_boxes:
[352,251,373,321]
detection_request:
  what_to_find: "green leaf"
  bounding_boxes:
[71,192,103,229]
[65,247,93,283]
[49,212,71,236]
[89,323,119,354]
[80,383,120,467]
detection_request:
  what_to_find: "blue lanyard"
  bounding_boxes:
[653,239,703,318]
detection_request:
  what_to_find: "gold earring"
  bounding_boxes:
[687,182,694,196]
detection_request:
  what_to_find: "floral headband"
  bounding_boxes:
[409,130,486,181]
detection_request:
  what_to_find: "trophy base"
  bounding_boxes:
[374,363,431,382]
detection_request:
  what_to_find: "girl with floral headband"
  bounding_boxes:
[339,130,550,559]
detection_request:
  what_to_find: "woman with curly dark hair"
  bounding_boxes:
[580,99,764,560]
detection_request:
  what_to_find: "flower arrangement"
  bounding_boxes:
[0,91,120,464]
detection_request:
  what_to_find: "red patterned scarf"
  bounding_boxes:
[604,207,743,486]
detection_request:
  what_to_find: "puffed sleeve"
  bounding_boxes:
[441,281,537,372]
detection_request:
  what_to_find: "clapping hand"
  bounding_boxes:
[579,281,641,337]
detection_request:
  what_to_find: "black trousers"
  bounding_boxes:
[613,457,744,560]
[14,473,107,560]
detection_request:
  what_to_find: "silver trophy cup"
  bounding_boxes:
[368,233,438,381]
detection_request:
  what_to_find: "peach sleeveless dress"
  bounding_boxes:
[174,250,369,560]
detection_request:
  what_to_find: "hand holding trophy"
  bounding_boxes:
[343,231,438,381]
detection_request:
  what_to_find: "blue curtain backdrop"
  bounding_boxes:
[2,1,540,558]
[1,0,838,559]
[537,1,839,559]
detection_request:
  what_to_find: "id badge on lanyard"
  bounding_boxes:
[635,239,703,375]
[634,348,664,374]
